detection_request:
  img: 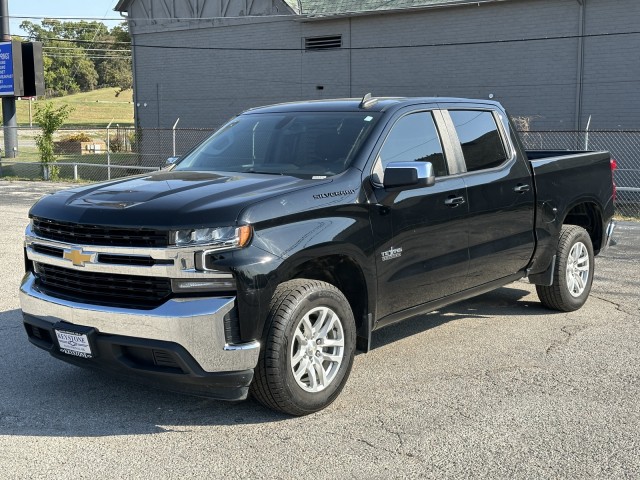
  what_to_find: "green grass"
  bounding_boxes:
[1,88,134,127]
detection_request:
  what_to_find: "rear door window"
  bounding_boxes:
[449,110,508,172]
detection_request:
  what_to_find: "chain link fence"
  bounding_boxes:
[1,127,638,217]
[0,126,214,183]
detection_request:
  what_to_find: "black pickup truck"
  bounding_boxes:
[20,96,616,415]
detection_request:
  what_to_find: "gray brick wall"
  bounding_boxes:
[581,0,640,129]
[129,0,640,131]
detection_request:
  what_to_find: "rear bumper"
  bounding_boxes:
[20,273,260,400]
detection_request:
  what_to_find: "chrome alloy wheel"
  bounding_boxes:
[290,306,345,393]
[566,241,590,297]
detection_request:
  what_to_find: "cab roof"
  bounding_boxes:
[242,97,504,115]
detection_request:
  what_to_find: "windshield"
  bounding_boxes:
[174,112,380,178]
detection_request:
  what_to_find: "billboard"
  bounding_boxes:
[0,40,24,97]
[0,41,14,95]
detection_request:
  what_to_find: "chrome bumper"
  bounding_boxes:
[19,274,260,373]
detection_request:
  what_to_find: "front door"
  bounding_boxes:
[369,110,470,320]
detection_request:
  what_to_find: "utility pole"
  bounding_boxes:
[0,0,17,158]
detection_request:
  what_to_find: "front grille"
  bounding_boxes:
[32,217,169,248]
[34,263,172,309]
[32,244,64,258]
[97,254,174,267]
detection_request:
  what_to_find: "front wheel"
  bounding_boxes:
[251,279,356,416]
[536,225,595,312]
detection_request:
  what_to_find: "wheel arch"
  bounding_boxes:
[562,200,604,254]
[288,253,370,335]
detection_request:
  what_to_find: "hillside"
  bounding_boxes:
[1,88,134,127]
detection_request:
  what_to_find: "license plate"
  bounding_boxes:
[55,330,93,359]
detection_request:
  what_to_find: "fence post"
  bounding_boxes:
[73,164,78,181]
[106,119,113,180]
[584,115,591,151]
[172,118,180,157]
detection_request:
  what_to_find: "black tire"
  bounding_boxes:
[536,225,595,312]
[251,279,356,416]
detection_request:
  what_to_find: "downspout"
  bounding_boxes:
[574,0,586,130]
[349,17,352,98]
[121,10,140,130]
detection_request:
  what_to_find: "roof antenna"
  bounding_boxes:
[359,93,378,109]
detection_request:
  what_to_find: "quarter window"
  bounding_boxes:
[449,110,508,172]
[378,112,447,177]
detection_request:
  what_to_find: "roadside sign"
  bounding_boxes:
[0,41,15,96]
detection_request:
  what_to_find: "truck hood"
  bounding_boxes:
[29,170,328,229]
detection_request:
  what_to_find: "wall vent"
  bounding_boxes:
[305,35,342,50]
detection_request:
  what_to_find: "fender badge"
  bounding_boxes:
[381,246,402,261]
[313,189,356,200]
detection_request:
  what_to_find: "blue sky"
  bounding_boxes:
[8,0,122,37]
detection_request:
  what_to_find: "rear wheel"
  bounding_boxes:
[536,225,594,312]
[251,279,356,416]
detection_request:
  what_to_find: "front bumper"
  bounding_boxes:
[20,273,260,400]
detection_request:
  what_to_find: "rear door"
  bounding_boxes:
[440,105,535,287]
[369,108,469,319]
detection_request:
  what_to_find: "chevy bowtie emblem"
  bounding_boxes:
[63,248,94,267]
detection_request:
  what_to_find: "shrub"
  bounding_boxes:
[109,135,124,152]
[34,102,74,181]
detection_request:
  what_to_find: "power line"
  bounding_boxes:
[130,30,640,51]
[46,54,130,60]
[10,15,123,21]
[43,46,132,53]
[18,29,640,52]
[15,34,131,46]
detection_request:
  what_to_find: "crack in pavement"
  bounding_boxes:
[0,325,22,332]
[340,415,425,464]
[546,325,588,355]
[591,294,637,316]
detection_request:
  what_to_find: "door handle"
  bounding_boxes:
[444,196,466,207]
[514,184,531,193]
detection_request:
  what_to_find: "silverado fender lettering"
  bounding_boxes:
[312,189,357,200]
[20,96,615,416]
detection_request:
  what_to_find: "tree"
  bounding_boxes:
[34,102,74,180]
[40,39,99,94]
[97,57,132,96]
[20,20,132,96]
[94,23,133,93]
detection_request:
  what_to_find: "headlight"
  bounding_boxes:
[170,225,252,250]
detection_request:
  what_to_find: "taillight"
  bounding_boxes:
[610,158,617,202]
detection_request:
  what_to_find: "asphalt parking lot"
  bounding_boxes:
[0,181,638,479]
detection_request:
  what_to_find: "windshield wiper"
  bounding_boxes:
[241,168,284,175]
